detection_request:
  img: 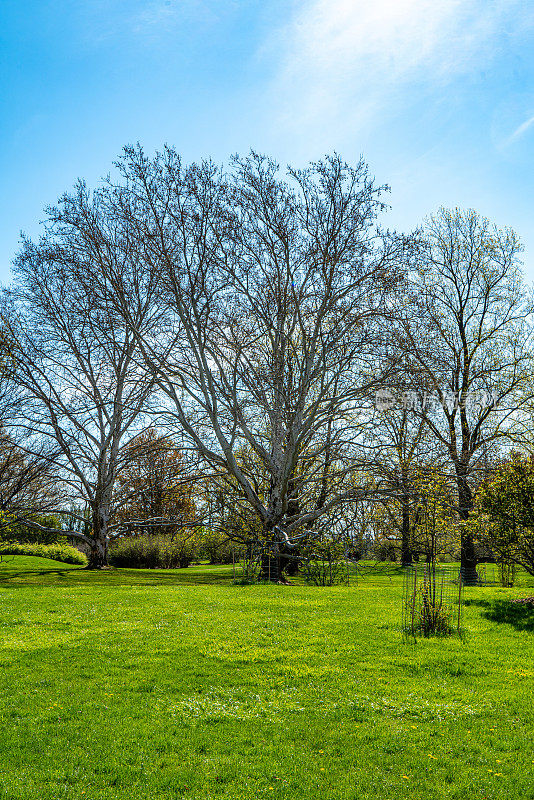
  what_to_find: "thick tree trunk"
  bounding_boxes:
[400,501,412,567]
[460,528,478,585]
[88,535,108,569]
[456,470,478,585]
[87,503,110,569]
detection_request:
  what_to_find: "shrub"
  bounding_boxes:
[416,585,453,636]
[0,541,87,565]
[373,540,398,562]
[198,530,244,564]
[403,565,459,638]
[301,539,348,586]
[110,534,199,568]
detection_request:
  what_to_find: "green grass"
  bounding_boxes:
[0,557,532,799]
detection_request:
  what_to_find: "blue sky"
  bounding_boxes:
[2,0,534,283]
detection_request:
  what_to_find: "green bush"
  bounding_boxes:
[373,540,398,562]
[198,530,244,564]
[301,539,348,586]
[0,541,87,565]
[110,534,199,569]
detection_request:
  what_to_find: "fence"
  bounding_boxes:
[402,563,463,637]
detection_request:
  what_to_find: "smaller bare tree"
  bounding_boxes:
[0,428,60,536]
[4,184,156,567]
[401,208,533,583]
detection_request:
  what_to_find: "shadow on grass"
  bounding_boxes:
[464,598,534,632]
[0,561,235,588]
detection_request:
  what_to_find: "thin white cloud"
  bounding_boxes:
[265,0,532,142]
[507,113,534,144]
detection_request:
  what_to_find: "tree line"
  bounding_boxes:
[1,146,533,581]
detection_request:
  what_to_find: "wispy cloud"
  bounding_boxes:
[265,0,532,142]
[506,113,534,144]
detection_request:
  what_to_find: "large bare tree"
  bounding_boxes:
[104,147,409,578]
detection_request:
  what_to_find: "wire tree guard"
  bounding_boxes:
[402,563,463,637]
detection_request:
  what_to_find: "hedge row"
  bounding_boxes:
[0,541,88,565]
[110,535,197,569]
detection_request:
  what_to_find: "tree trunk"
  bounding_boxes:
[460,528,478,585]
[456,470,478,585]
[400,500,412,567]
[88,504,110,569]
[88,535,108,569]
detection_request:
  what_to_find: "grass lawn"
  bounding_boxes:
[0,556,532,800]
